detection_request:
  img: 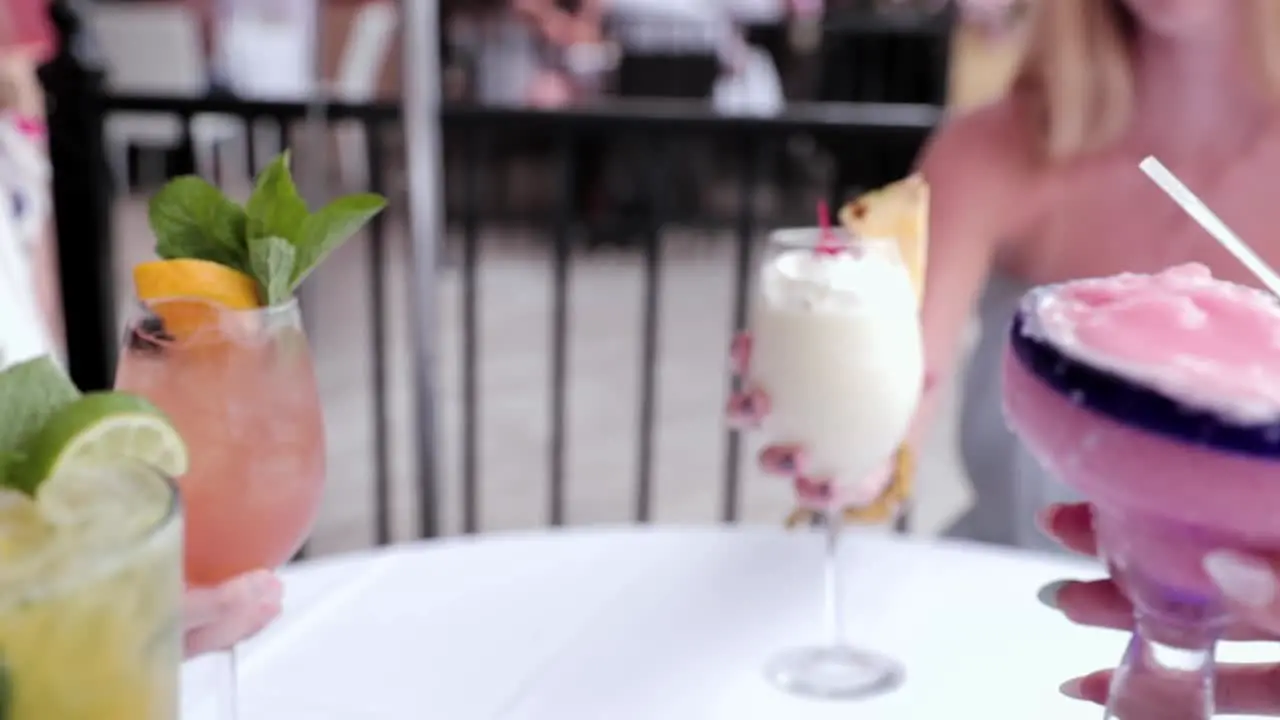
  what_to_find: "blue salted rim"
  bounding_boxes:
[1009,308,1280,459]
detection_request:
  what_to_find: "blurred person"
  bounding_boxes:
[448,0,580,107]
[732,0,1280,551]
[922,0,1280,553]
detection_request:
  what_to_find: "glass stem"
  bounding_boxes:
[823,508,846,648]
[216,645,240,720]
[1104,613,1217,720]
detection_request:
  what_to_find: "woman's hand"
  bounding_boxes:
[725,332,895,515]
[726,333,803,473]
[183,570,283,658]
[1040,502,1280,716]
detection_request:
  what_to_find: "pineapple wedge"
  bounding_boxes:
[839,173,930,301]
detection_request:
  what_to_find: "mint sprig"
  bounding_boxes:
[147,152,388,305]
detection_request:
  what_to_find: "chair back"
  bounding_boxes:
[334,1,398,102]
[89,3,208,95]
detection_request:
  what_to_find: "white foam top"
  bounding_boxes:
[759,249,917,315]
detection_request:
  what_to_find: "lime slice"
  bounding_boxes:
[5,393,188,503]
[0,489,51,562]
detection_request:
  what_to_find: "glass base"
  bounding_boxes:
[764,645,904,700]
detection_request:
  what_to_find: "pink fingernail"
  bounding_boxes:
[1059,678,1085,700]
[923,371,937,393]
[750,390,770,419]
[725,396,758,429]
[729,334,752,375]
[780,448,807,474]
[1034,505,1060,535]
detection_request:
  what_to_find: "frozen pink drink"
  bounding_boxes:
[1002,263,1280,720]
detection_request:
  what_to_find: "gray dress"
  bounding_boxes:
[943,273,1081,554]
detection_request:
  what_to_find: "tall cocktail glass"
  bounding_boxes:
[0,461,183,720]
[115,296,325,716]
[1002,265,1280,719]
[749,228,922,698]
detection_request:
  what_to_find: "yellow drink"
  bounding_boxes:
[0,462,182,720]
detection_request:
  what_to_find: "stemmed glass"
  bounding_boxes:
[116,296,325,719]
[747,228,923,698]
[1003,290,1280,720]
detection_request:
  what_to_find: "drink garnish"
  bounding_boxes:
[816,199,841,256]
[0,358,187,501]
[133,258,262,340]
[147,151,387,307]
[840,174,929,301]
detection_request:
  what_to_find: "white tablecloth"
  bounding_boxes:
[181,528,1279,719]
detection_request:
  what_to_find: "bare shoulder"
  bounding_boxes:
[917,98,1045,247]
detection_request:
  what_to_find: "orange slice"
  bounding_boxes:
[133,259,261,340]
[840,174,930,301]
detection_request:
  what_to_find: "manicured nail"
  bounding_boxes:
[1059,678,1084,700]
[1037,580,1070,610]
[729,334,752,375]
[1204,551,1277,609]
[725,396,755,428]
[780,448,807,474]
[1034,505,1060,535]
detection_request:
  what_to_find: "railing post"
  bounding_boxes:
[403,0,445,537]
[39,0,116,390]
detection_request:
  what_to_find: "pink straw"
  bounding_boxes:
[816,200,840,255]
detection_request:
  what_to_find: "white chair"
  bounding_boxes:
[89,3,241,187]
[712,45,784,116]
[329,1,397,190]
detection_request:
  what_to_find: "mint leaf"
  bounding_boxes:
[245,152,308,244]
[148,177,248,270]
[0,357,81,471]
[248,236,297,306]
[291,194,387,288]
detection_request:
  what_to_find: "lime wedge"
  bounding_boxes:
[4,393,188,502]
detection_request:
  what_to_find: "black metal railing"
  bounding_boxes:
[439,101,938,533]
[40,0,945,549]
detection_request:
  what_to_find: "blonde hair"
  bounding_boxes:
[1014,0,1280,161]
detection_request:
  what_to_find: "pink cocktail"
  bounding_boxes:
[1002,264,1280,720]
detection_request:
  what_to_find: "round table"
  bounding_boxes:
[181,527,1279,719]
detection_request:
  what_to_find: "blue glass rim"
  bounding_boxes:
[1008,310,1280,459]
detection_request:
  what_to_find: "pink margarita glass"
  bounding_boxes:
[1002,263,1280,720]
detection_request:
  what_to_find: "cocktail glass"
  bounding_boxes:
[115,296,325,718]
[1003,291,1280,720]
[0,461,183,720]
[749,229,922,698]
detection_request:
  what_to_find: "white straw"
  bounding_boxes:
[1139,156,1280,298]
